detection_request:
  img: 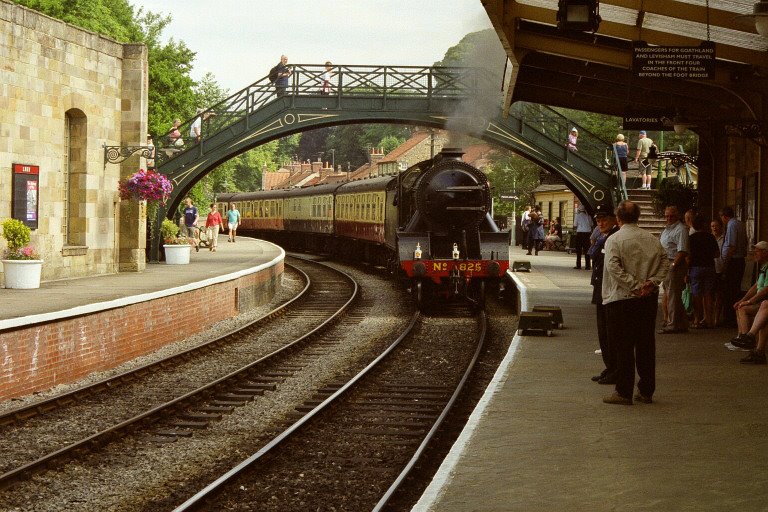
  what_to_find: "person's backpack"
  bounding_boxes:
[648,142,659,159]
[268,65,279,83]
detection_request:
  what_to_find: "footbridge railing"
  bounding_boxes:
[151,64,620,261]
[154,64,496,167]
[156,68,617,203]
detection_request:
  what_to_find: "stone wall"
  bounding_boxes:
[0,261,283,401]
[0,1,148,281]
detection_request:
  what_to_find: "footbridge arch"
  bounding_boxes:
[154,65,617,255]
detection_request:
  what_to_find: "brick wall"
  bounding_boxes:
[0,262,282,401]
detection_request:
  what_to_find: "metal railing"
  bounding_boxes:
[611,144,628,203]
[510,102,614,171]
[154,65,496,167]
[655,145,698,187]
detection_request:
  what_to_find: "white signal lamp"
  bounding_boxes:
[452,243,460,260]
[414,243,422,260]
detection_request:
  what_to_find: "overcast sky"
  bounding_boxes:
[131,1,493,94]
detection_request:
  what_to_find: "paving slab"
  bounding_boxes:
[414,246,768,512]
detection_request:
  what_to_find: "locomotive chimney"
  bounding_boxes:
[436,147,465,162]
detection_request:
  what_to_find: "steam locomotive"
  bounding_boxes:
[216,148,510,309]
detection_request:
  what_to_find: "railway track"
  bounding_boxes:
[0,257,515,512]
[172,309,487,511]
[0,256,357,488]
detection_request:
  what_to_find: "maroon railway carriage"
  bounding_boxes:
[216,147,511,310]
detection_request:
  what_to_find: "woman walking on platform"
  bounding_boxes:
[205,204,224,252]
[227,203,241,243]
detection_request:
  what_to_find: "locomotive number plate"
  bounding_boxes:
[432,261,483,272]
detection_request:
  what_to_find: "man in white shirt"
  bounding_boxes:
[658,205,690,333]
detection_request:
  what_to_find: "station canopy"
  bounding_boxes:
[484,0,768,123]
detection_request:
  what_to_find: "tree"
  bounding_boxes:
[193,72,230,108]
[325,125,369,170]
[379,135,405,154]
[186,72,234,205]
[275,134,301,167]
[434,29,506,72]
[14,0,141,41]
[298,127,332,163]
[485,154,543,218]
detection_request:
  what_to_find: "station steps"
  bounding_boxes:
[627,188,665,237]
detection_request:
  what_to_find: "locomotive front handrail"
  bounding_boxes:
[438,186,486,191]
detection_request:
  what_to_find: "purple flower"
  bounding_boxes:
[118,169,174,204]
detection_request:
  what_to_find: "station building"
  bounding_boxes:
[483,0,767,243]
[0,0,148,282]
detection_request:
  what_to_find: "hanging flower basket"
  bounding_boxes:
[118,169,174,248]
[118,169,173,203]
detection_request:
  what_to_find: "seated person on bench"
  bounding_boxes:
[544,217,563,250]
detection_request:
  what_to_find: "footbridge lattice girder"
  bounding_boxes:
[153,65,615,259]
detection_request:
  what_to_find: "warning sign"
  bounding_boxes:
[632,41,715,80]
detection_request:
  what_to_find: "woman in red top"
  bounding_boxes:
[205,204,225,252]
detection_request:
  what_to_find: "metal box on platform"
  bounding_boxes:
[532,305,564,329]
[517,311,554,336]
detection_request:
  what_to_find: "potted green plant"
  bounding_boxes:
[1,218,43,289]
[160,218,192,264]
[651,179,698,217]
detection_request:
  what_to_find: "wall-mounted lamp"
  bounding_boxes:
[661,115,696,134]
[673,122,691,135]
[735,1,768,39]
[557,0,601,33]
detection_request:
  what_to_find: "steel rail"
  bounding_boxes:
[0,262,309,429]
[372,310,488,511]
[0,258,358,488]
[172,310,422,512]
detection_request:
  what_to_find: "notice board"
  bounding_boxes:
[633,41,716,79]
[12,163,39,230]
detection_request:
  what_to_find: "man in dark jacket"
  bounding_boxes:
[589,203,619,384]
[274,55,293,97]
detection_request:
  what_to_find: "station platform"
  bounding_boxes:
[414,246,768,512]
[0,237,282,327]
[0,237,284,400]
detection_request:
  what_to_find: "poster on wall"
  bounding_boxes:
[12,163,39,230]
